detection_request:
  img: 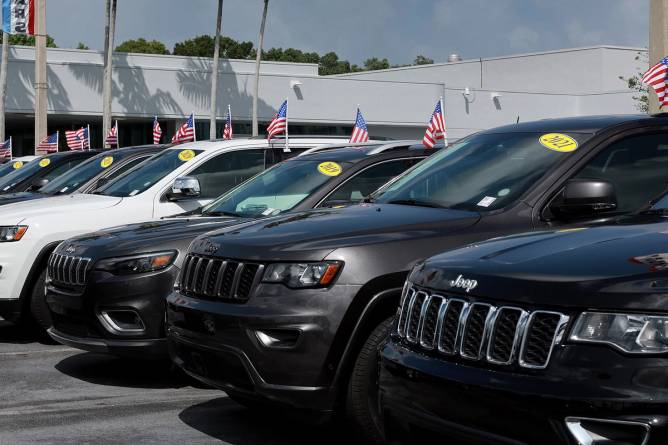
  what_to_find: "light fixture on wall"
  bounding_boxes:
[290,80,303,89]
[491,92,502,110]
[462,87,476,103]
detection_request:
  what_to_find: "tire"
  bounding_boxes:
[346,316,393,445]
[29,268,52,331]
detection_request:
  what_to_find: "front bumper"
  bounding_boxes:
[46,265,179,358]
[166,282,361,412]
[380,340,668,445]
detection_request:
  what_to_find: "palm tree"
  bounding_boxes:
[252,0,269,137]
[102,0,117,147]
[210,0,224,140]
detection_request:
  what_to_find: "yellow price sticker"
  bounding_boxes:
[317,161,342,177]
[12,161,23,169]
[39,158,51,168]
[178,149,196,162]
[539,133,578,153]
[100,156,114,168]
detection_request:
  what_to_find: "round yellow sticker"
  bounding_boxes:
[539,133,578,152]
[178,149,196,162]
[12,161,23,169]
[100,156,114,168]
[39,158,51,168]
[317,161,342,177]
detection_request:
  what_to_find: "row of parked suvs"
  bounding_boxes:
[2,114,668,444]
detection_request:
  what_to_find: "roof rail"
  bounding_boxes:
[298,140,420,157]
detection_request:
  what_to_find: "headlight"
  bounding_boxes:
[570,312,668,353]
[95,251,177,275]
[0,226,28,242]
[262,261,342,288]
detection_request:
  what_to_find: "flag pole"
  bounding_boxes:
[9,136,12,160]
[87,124,91,150]
[284,98,290,153]
[440,96,447,147]
[228,104,231,139]
[192,112,196,142]
[56,131,59,153]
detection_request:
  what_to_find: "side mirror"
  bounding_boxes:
[550,179,617,218]
[28,178,49,191]
[168,176,201,201]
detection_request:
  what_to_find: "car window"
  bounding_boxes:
[573,133,668,213]
[320,158,422,207]
[105,155,151,181]
[40,159,86,182]
[189,149,265,199]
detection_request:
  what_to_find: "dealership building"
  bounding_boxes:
[2,45,648,155]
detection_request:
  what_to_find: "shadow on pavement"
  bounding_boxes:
[179,397,354,445]
[55,352,199,389]
[0,323,55,345]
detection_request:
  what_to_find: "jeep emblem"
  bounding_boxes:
[450,274,478,293]
[65,245,76,254]
[204,242,220,254]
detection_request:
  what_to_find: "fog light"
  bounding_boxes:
[99,310,146,335]
[565,417,650,445]
[254,329,300,348]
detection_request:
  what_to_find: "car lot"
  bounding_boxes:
[0,323,351,444]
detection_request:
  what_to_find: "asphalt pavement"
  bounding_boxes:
[0,323,351,444]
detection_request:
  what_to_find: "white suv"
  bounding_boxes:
[0,137,348,326]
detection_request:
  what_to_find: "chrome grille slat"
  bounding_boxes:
[47,252,91,286]
[398,287,568,369]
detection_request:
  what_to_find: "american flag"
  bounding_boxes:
[66,127,89,150]
[105,121,118,147]
[642,56,668,108]
[0,138,11,159]
[153,116,162,144]
[267,100,287,139]
[37,132,58,153]
[349,108,369,143]
[171,113,195,144]
[422,100,447,149]
[223,106,233,140]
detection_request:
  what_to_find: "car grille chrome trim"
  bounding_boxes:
[180,254,264,302]
[397,286,568,369]
[47,253,92,286]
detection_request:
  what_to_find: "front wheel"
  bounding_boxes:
[29,268,52,331]
[346,316,393,445]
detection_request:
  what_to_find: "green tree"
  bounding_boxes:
[414,54,434,65]
[619,51,649,113]
[0,32,57,47]
[115,38,169,55]
[221,37,254,59]
[363,57,390,71]
[319,51,353,75]
[173,34,215,57]
[76,42,89,50]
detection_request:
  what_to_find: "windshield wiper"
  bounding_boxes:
[202,210,240,217]
[386,199,447,209]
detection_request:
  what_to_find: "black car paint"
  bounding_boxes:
[164,115,668,417]
[380,215,668,444]
[45,145,433,358]
[0,151,98,195]
[0,145,165,207]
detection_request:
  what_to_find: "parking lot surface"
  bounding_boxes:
[0,324,350,444]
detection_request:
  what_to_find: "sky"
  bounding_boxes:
[46,0,650,64]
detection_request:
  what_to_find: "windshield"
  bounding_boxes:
[0,156,48,192]
[375,132,592,212]
[40,153,123,195]
[202,159,348,217]
[99,148,203,197]
[0,160,30,178]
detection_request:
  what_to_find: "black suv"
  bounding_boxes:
[46,142,434,358]
[380,196,668,444]
[0,150,98,194]
[166,115,668,442]
[0,145,166,206]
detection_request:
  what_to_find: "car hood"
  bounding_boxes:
[58,215,256,261]
[411,218,668,311]
[0,194,123,225]
[193,204,481,262]
[0,191,45,206]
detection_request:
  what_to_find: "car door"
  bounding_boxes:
[153,149,266,218]
[537,131,668,227]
